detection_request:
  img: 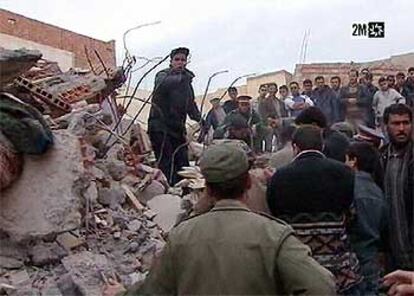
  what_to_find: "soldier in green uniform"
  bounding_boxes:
[215,95,264,149]
[121,143,335,295]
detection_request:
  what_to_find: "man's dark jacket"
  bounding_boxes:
[148,68,201,139]
[402,79,414,107]
[323,128,350,163]
[339,84,371,125]
[361,83,378,127]
[380,142,414,269]
[380,142,414,219]
[312,85,340,124]
[223,100,238,114]
[267,151,354,216]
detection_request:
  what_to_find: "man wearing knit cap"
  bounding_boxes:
[133,143,335,295]
[148,47,202,185]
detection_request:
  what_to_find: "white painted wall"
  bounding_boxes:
[0,32,74,71]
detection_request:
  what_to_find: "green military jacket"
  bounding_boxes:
[128,199,336,295]
[214,109,264,140]
[223,109,263,129]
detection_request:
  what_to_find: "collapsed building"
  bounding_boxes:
[0,45,272,295]
[0,47,183,295]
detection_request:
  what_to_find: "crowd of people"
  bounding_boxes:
[118,47,414,296]
[202,66,414,154]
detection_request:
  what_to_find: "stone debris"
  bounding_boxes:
[0,48,178,295]
[147,194,183,233]
[8,269,30,287]
[0,283,17,294]
[127,220,143,232]
[0,47,276,295]
[29,243,67,267]
[0,256,23,270]
[0,47,42,88]
[0,131,82,242]
[97,182,126,208]
[56,233,86,252]
[60,251,112,295]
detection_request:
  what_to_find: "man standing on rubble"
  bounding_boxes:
[130,143,335,295]
[147,47,202,185]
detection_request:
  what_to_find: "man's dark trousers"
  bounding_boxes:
[149,131,189,185]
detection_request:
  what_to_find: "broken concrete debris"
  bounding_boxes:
[0,47,42,88]
[0,48,181,295]
[55,232,86,252]
[127,219,143,233]
[0,130,82,242]
[29,243,68,267]
[0,47,273,295]
[0,256,23,270]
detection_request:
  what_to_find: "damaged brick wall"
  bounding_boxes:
[0,8,116,70]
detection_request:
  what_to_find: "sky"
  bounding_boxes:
[1,0,413,95]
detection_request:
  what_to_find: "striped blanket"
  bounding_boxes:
[280,212,362,294]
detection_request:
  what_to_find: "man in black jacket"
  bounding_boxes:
[223,87,239,114]
[295,107,350,162]
[340,69,371,128]
[361,72,378,128]
[312,76,339,125]
[266,125,360,294]
[402,67,414,107]
[267,125,354,216]
[148,47,201,185]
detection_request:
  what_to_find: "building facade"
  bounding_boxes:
[0,8,116,71]
[293,52,414,85]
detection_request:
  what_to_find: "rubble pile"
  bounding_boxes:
[0,48,184,295]
[0,105,188,295]
[0,47,275,295]
[0,104,189,295]
[1,47,125,118]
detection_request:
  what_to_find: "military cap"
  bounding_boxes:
[199,142,249,183]
[209,97,221,103]
[357,124,384,139]
[170,47,190,58]
[354,124,384,147]
[237,95,252,103]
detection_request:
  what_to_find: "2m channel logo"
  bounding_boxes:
[352,22,385,38]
